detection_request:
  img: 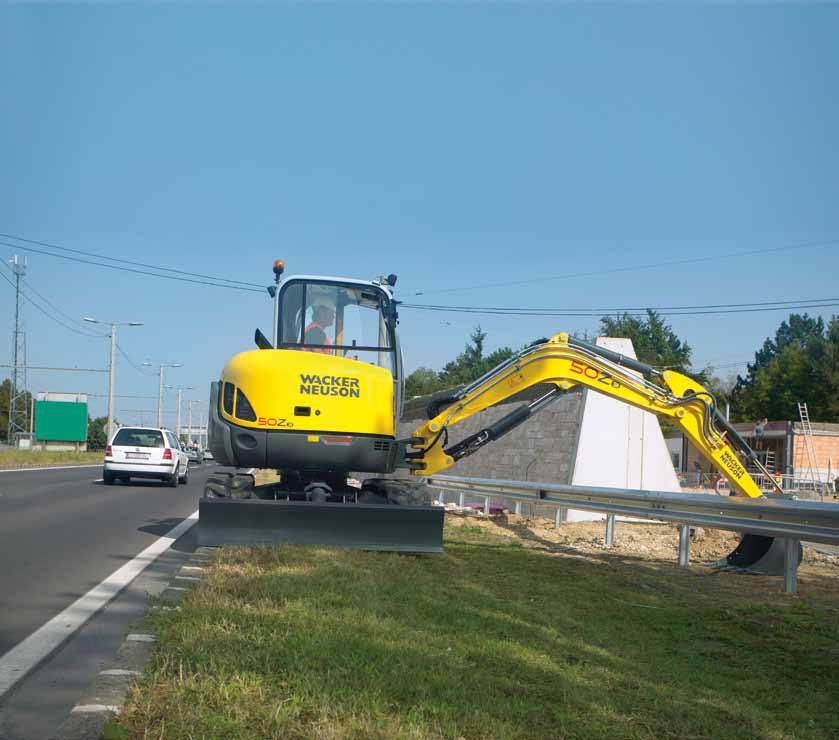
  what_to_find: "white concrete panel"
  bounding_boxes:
[567,337,681,522]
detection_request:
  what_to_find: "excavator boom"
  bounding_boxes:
[403,331,797,575]
[408,332,778,499]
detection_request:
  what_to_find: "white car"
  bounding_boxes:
[104,427,189,487]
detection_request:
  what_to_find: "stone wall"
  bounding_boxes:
[398,385,585,484]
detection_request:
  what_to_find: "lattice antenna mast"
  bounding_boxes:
[7,255,29,443]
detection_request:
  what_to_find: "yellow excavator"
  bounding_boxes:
[203,262,794,571]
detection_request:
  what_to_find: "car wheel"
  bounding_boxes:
[168,472,179,488]
[103,471,115,486]
[179,465,189,484]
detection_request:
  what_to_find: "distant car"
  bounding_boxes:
[186,447,204,465]
[203,448,214,461]
[104,427,189,487]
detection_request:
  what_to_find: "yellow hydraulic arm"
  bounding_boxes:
[407,332,779,498]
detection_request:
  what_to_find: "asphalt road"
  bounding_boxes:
[0,463,216,657]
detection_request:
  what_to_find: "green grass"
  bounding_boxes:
[0,449,102,469]
[116,522,838,740]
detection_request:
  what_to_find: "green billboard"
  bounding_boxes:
[34,401,88,442]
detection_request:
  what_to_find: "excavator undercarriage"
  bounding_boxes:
[202,265,800,575]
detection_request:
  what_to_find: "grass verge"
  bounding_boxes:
[116,519,838,740]
[0,449,102,469]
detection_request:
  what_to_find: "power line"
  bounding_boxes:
[402,297,839,318]
[0,364,107,372]
[404,296,839,313]
[0,263,105,338]
[408,238,839,296]
[0,240,264,294]
[115,342,157,377]
[0,232,265,289]
[19,272,107,335]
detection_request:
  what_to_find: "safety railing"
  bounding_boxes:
[677,471,836,497]
[427,474,839,594]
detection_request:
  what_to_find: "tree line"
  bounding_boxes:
[406,311,839,423]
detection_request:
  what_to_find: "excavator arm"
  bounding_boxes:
[407,332,779,499]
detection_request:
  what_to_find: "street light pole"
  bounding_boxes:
[84,317,143,440]
[176,388,182,439]
[144,361,182,428]
[166,385,193,441]
[186,398,203,446]
[108,325,117,439]
[157,366,164,427]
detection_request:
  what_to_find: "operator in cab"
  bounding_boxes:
[304,304,335,353]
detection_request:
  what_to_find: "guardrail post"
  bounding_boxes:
[484,496,491,515]
[678,524,690,567]
[514,501,522,515]
[783,538,799,594]
[555,507,566,528]
[458,492,465,508]
[605,514,615,546]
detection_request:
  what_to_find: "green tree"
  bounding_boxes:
[702,367,739,410]
[0,378,32,442]
[730,313,832,421]
[403,327,517,399]
[88,416,109,450]
[437,326,515,389]
[0,379,10,442]
[599,310,693,374]
[405,367,444,398]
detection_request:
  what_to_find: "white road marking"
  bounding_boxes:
[174,575,200,582]
[0,464,101,474]
[0,509,198,699]
[71,704,120,714]
[125,634,156,643]
[93,478,103,483]
[100,669,141,676]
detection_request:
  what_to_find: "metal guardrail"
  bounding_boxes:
[677,471,836,497]
[427,475,839,593]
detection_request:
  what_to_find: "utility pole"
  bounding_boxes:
[84,317,143,440]
[7,255,28,445]
[166,385,193,442]
[187,398,203,446]
[143,361,181,428]
[157,366,164,427]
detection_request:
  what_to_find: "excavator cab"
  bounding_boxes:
[207,272,407,475]
[274,276,404,416]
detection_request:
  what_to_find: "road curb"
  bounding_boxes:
[54,547,215,740]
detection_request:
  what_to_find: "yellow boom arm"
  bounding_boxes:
[408,332,776,498]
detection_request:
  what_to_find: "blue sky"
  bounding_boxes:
[1,3,838,426]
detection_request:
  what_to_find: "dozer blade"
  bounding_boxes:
[713,534,802,576]
[198,497,444,553]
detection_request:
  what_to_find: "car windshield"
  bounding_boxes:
[112,429,165,448]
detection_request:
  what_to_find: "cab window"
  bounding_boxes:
[277,281,394,371]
